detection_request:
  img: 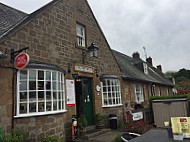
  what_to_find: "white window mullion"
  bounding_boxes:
[56,72,58,110]
[27,70,29,114]
[101,82,104,106]
[44,70,46,112]
[17,71,20,115]
[51,71,53,111]
[36,70,39,112]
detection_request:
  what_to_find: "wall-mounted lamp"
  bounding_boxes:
[82,43,99,64]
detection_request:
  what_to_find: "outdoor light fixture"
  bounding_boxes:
[82,43,99,64]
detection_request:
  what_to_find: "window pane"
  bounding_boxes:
[52,72,56,80]
[46,81,51,90]
[20,92,27,102]
[38,102,44,112]
[29,81,36,90]
[38,70,44,80]
[20,70,27,80]
[53,101,57,110]
[46,102,51,111]
[20,103,27,114]
[38,81,44,90]
[46,71,51,80]
[59,101,61,110]
[103,87,107,92]
[46,91,51,100]
[53,82,56,90]
[38,91,44,100]
[29,70,36,80]
[20,81,27,90]
[29,92,36,101]
[29,103,36,112]
[53,92,57,99]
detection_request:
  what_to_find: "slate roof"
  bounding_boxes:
[0,3,27,36]
[0,0,61,39]
[112,49,174,86]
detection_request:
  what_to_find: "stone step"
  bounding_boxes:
[87,128,112,140]
[78,128,111,140]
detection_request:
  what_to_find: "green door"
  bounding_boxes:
[82,78,94,126]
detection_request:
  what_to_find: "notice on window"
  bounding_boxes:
[171,117,190,138]
[66,80,75,106]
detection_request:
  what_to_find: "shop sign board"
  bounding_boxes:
[171,117,190,138]
[66,80,76,106]
[14,53,29,69]
[132,111,143,121]
[74,64,94,74]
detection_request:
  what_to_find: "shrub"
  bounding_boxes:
[149,94,190,110]
[113,133,122,142]
[124,120,153,134]
[3,129,28,142]
[42,136,60,142]
[78,115,87,130]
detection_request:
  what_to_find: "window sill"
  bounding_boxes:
[102,104,123,108]
[14,110,67,118]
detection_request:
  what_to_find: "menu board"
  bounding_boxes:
[171,117,190,138]
[66,80,76,106]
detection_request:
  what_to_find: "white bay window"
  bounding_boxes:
[17,68,66,117]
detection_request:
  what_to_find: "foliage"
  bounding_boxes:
[94,113,104,124]
[2,129,28,142]
[78,115,87,130]
[113,133,122,142]
[42,136,60,142]
[124,120,153,134]
[0,127,4,142]
[166,68,190,90]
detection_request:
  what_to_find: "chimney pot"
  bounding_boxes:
[132,52,140,58]
[146,57,153,66]
[157,65,162,72]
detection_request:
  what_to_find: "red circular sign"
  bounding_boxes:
[14,53,30,69]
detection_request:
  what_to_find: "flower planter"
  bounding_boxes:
[121,132,141,142]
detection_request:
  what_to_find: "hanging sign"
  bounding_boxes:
[14,53,29,70]
[74,64,94,74]
[66,80,76,106]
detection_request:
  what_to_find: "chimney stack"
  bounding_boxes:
[157,65,162,72]
[132,52,140,59]
[146,57,153,66]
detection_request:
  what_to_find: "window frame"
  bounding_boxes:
[143,63,148,74]
[101,78,122,107]
[76,23,86,47]
[15,68,66,118]
[134,84,144,103]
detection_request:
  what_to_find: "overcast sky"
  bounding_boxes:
[1,0,190,73]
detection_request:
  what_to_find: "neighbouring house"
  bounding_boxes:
[0,0,123,141]
[112,50,175,110]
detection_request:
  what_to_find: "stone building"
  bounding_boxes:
[0,0,123,141]
[112,50,174,109]
[0,0,174,141]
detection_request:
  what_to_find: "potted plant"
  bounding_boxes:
[78,115,87,135]
[95,113,104,129]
